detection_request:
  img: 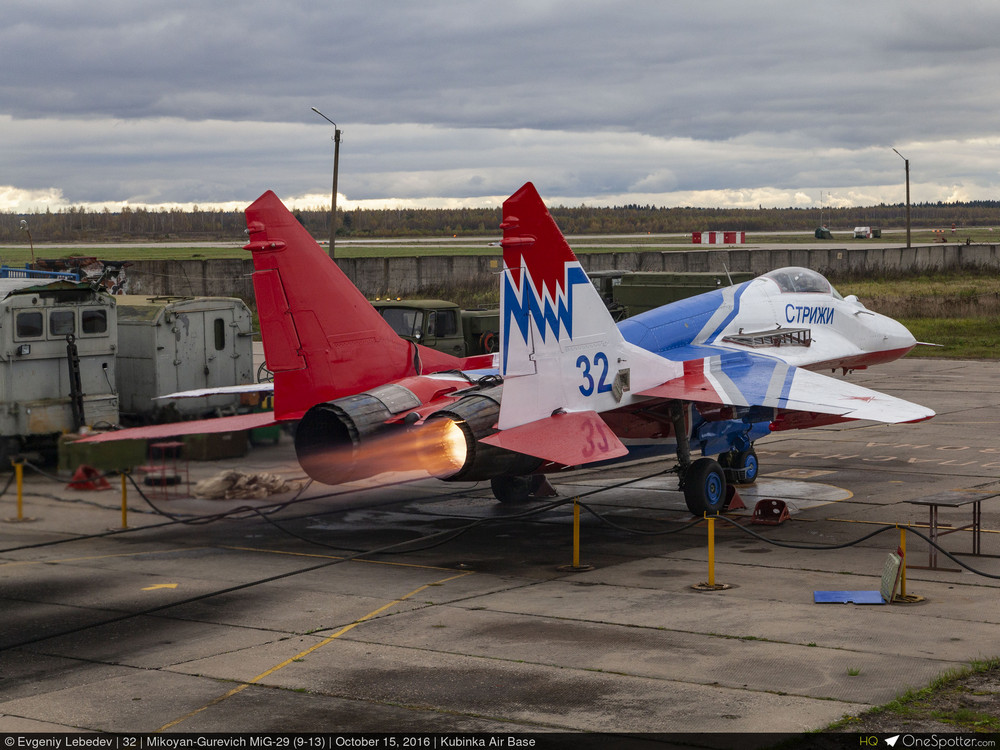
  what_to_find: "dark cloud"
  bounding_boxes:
[3,1,1000,209]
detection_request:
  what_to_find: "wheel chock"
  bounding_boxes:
[751,498,790,525]
[67,464,112,491]
[529,475,558,498]
[724,484,746,511]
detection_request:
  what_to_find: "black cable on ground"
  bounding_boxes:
[0,512,512,653]
[709,513,898,549]
[0,465,690,650]
[248,464,691,553]
[704,513,1000,580]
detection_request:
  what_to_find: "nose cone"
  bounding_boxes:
[877,313,918,358]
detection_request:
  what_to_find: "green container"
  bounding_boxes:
[183,431,248,461]
[58,433,148,473]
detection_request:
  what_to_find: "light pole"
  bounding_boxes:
[892,148,911,249]
[19,220,34,267]
[311,107,341,260]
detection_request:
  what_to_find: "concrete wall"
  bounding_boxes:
[122,243,1000,301]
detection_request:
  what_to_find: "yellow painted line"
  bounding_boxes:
[0,547,209,568]
[142,583,179,590]
[220,545,458,572]
[156,570,474,732]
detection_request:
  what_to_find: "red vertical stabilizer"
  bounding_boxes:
[244,191,463,421]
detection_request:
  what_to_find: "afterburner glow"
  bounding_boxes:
[418,418,468,478]
[295,417,470,487]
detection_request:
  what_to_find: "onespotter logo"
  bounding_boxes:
[860,734,997,748]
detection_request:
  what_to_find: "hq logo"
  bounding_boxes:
[859,735,900,747]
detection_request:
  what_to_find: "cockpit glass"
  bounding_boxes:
[761,267,843,299]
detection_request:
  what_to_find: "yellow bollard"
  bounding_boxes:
[572,500,580,568]
[707,515,715,587]
[15,461,23,521]
[121,472,128,529]
[4,460,36,523]
[893,526,923,603]
[691,513,730,591]
[557,498,593,572]
[899,527,907,598]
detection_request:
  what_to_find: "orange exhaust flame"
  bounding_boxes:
[299,419,469,487]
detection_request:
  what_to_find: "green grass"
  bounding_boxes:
[899,317,1000,358]
[828,658,1000,733]
[3,226,999,264]
[844,270,1000,301]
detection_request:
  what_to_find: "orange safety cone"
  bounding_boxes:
[66,464,112,491]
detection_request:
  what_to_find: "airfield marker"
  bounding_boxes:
[4,460,36,523]
[707,515,716,586]
[121,472,128,529]
[558,499,594,572]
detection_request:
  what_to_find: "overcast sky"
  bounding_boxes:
[4,0,1000,214]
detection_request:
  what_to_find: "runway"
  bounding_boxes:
[1,357,998,735]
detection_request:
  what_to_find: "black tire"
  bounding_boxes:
[491,474,533,504]
[683,458,727,515]
[733,449,759,484]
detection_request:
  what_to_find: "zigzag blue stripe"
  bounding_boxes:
[501,265,589,375]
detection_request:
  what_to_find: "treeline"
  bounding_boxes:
[3,200,999,243]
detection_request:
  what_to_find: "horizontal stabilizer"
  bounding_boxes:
[73,412,278,444]
[480,410,628,467]
[156,384,274,400]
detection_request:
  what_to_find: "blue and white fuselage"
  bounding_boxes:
[488,184,931,490]
[619,267,916,373]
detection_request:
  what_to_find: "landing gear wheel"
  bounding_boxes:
[721,449,758,485]
[491,475,533,504]
[682,458,727,515]
[735,449,758,484]
[256,361,274,383]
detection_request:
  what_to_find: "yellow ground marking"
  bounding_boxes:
[156,570,474,732]
[0,548,209,568]
[142,583,179,590]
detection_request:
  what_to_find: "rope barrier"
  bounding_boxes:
[3,457,1000,653]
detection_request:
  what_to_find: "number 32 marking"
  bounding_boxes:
[577,352,613,396]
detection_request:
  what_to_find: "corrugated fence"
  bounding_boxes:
[122,243,1000,302]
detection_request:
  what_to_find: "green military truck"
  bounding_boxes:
[371,299,500,357]
[594,270,757,318]
[372,272,754,357]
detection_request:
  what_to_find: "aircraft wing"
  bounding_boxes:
[637,351,934,424]
[73,412,278,444]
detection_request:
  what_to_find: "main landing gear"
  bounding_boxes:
[670,401,759,516]
[681,457,727,515]
[491,474,557,504]
[719,448,759,485]
[670,402,724,515]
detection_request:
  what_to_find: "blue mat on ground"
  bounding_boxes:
[814,590,886,604]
